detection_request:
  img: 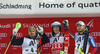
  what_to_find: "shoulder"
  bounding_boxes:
[48,33,52,38]
[74,32,79,39]
[61,33,64,36]
[75,32,79,35]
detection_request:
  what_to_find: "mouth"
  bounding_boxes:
[30,34,35,36]
[78,28,81,31]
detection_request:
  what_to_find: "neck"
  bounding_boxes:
[30,36,35,38]
[79,32,84,34]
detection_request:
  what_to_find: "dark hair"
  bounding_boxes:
[52,27,61,36]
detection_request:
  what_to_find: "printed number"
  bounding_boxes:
[76,44,80,49]
[77,44,80,49]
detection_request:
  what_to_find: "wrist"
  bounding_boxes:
[41,32,44,35]
[64,26,69,31]
[13,28,18,35]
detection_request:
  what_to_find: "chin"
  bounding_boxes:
[30,35,35,37]
[78,31,81,32]
[78,30,81,32]
[32,35,35,37]
[78,30,81,31]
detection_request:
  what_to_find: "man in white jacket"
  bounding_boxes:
[11,26,49,54]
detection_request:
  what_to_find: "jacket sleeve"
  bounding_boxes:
[11,35,24,45]
[41,33,49,45]
[69,30,75,39]
[88,36,97,54]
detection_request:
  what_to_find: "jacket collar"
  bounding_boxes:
[26,35,36,39]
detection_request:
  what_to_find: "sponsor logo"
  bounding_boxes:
[65,34,69,36]
[45,32,51,36]
[0,24,11,28]
[91,32,100,36]
[0,33,7,37]
[12,45,22,47]
[65,37,69,40]
[51,43,63,49]
[43,43,51,47]
[0,43,7,47]
[23,23,49,28]
[64,46,68,53]
[12,48,17,50]
[16,33,23,37]
[87,19,94,27]
[0,3,32,10]
[12,24,16,28]
[96,43,100,47]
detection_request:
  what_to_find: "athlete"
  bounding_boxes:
[11,26,49,54]
[48,21,69,54]
[64,20,97,54]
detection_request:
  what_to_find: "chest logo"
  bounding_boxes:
[29,41,34,46]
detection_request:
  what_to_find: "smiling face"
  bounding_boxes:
[53,26,60,34]
[28,26,36,38]
[76,24,85,33]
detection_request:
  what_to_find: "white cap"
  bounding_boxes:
[52,21,61,27]
[76,21,85,26]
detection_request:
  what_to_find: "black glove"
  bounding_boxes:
[84,26,90,33]
[62,20,69,31]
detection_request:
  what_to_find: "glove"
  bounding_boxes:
[78,47,84,54]
[78,47,91,54]
[60,51,64,54]
[62,20,69,26]
[62,20,69,31]
[84,26,90,33]
[37,26,44,35]
[13,28,19,36]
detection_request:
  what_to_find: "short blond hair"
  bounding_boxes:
[28,26,36,32]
